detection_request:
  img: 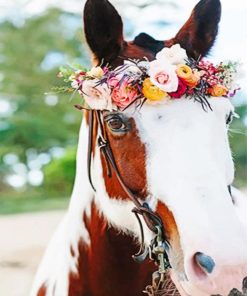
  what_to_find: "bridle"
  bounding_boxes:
[85,108,173,295]
[79,107,234,296]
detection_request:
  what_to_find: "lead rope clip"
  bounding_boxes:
[144,226,171,295]
[152,226,170,274]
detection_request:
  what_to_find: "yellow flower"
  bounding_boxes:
[87,66,104,78]
[176,64,193,80]
[209,85,228,97]
[142,78,167,101]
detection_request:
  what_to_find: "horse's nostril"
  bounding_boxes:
[195,252,215,274]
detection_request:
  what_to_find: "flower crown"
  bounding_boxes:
[57,44,240,111]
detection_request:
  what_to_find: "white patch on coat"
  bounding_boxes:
[92,145,157,245]
[30,119,94,296]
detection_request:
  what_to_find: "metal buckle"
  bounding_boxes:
[98,136,108,149]
[149,226,171,274]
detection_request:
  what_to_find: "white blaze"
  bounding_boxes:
[134,98,247,296]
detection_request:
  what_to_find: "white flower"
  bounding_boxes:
[71,80,79,89]
[148,60,179,93]
[87,67,104,78]
[216,61,243,90]
[156,44,187,65]
[123,60,142,76]
[82,80,113,110]
[138,60,149,69]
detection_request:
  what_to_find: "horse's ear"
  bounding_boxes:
[167,0,221,59]
[84,0,124,64]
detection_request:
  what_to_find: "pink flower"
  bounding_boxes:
[199,60,217,76]
[111,81,139,109]
[169,78,187,99]
[149,60,179,93]
[107,75,122,88]
[82,80,112,110]
[103,67,109,74]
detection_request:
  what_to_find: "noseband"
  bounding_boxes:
[85,109,173,295]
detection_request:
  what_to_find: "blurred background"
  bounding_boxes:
[0,0,247,295]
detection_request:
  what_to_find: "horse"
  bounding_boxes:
[31,0,247,295]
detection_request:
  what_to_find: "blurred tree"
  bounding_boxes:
[43,148,76,196]
[230,104,247,187]
[0,3,246,211]
[0,8,86,192]
[0,8,87,155]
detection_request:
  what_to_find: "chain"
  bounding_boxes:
[143,226,179,296]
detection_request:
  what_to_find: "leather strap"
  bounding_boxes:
[82,107,172,296]
[86,109,169,255]
[87,110,96,192]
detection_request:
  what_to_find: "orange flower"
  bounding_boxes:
[186,73,200,88]
[208,85,228,97]
[142,78,167,101]
[176,64,193,80]
[176,65,201,89]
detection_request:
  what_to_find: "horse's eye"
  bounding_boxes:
[107,116,128,132]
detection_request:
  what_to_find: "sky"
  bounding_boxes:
[1,1,247,58]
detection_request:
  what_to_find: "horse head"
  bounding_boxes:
[83,0,247,295]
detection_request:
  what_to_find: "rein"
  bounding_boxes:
[86,109,173,295]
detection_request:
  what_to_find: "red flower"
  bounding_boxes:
[169,78,187,99]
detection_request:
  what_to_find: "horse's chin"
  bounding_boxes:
[171,271,211,296]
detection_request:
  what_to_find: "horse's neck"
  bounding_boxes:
[68,198,155,295]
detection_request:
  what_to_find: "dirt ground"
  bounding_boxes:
[0,211,65,296]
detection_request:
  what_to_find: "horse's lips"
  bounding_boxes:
[178,264,247,296]
[170,271,191,296]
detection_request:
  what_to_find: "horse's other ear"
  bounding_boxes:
[84,0,124,64]
[167,0,221,59]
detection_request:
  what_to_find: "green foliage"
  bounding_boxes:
[0,9,86,159]
[0,8,87,198]
[59,64,88,80]
[230,104,247,187]
[53,64,88,94]
[0,194,69,215]
[43,148,76,196]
